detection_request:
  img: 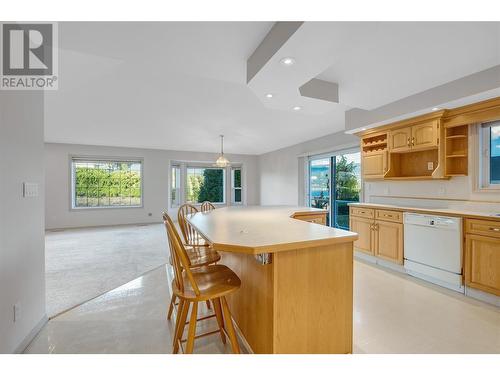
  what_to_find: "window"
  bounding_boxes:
[186,167,225,204]
[171,165,181,207]
[72,158,142,208]
[480,121,500,188]
[231,167,242,204]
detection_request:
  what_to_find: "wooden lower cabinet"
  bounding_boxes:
[349,207,403,264]
[349,216,375,255]
[375,220,403,264]
[465,234,500,296]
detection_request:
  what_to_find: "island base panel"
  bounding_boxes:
[220,242,353,354]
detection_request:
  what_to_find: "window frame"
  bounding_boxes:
[477,121,500,191]
[305,147,362,228]
[170,164,181,208]
[70,156,144,210]
[231,167,243,205]
[170,161,244,208]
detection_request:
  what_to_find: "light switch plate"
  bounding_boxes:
[23,182,39,198]
[427,162,434,171]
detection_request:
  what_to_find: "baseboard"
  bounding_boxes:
[354,250,405,274]
[466,287,500,308]
[46,221,163,232]
[14,314,48,354]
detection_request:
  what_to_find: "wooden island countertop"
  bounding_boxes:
[187,206,358,254]
[186,206,357,354]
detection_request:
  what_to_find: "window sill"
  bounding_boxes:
[71,205,143,211]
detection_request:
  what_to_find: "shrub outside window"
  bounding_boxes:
[72,158,142,208]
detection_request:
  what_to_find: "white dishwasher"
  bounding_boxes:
[404,212,463,292]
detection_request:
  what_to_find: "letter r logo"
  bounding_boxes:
[2,23,53,75]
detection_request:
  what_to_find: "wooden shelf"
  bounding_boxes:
[445,124,468,177]
[384,176,450,181]
[363,141,387,147]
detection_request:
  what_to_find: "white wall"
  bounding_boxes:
[0,91,46,353]
[258,131,358,205]
[45,143,259,229]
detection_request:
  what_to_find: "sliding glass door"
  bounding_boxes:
[308,150,361,229]
[309,158,331,225]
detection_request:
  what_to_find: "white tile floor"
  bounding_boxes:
[25,256,500,354]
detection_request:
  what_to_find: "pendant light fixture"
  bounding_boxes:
[214,135,230,167]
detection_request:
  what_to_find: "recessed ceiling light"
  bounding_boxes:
[361,128,367,131]
[266,93,273,98]
[280,57,296,66]
[432,107,440,111]
[293,106,302,111]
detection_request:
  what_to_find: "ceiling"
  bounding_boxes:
[44,22,500,155]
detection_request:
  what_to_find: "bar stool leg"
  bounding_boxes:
[173,300,190,354]
[172,298,185,344]
[212,298,226,344]
[220,296,240,354]
[167,294,177,320]
[185,302,198,354]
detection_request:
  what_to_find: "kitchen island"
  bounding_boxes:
[187,206,358,354]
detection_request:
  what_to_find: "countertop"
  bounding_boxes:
[348,202,500,221]
[186,206,358,254]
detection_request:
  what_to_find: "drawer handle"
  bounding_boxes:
[490,227,500,232]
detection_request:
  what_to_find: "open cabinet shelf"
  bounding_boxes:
[384,148,446,180]
[444,124,468,176]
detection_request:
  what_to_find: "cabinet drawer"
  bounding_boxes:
[350,207,375,219]
[375,209,402,223]
[466,219,500,238]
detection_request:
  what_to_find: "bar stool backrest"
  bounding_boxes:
[163,212,200,296]
[200,201,216,212]
[177,203,201,245]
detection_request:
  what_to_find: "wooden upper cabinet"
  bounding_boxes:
[389,121,439,153]
[389,127,411,152]
[411,120,438,150]
[362,150,387,179]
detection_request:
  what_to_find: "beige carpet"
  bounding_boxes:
[45,223,169,317]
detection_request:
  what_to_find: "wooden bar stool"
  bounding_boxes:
[163,213,220,320]
[200,201,216,212]
[164,213,241,354]
[178,203,210,247]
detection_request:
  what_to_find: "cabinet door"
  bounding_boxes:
[389,127,412,152]
[374,220,403,264]
[362,151,387,179]
[349,216,375,255]
[411,120,438,150]
[465,234,500,296]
